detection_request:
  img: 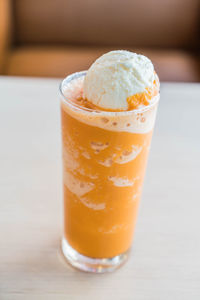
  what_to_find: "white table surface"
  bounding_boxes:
[0,77,200,300]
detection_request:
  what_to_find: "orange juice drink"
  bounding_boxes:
[60,51,159,273]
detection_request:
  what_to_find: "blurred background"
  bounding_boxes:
[0,0,199,82]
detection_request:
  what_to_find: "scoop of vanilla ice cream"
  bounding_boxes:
[83,50,156,110]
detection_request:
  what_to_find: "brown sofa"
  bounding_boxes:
[0,0,199,81]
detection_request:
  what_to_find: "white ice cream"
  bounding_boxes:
[83,50,155,110]
[62,75,159,134]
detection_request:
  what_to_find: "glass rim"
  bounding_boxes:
[59,71,160,116]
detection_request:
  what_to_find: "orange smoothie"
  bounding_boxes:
[60,73,159,259]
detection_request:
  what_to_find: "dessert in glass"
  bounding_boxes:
[60,51,160,273]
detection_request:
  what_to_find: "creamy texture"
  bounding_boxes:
[61,72,159,258]
[83,50,156,110]
[62,75,159,134]
[61,52,160,258]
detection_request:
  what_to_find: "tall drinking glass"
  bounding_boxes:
[60,71,159,273]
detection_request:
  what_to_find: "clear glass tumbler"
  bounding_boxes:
[60,71,159,273]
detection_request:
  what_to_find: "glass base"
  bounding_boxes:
[61,238,128,273]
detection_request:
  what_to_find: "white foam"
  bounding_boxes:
[63,171,94,197]
[97,144,142,167]
[90,141,109,152]
[63,148,79,171]
[114,145,142,164]
[77,167,98,179]
[98,157,113,167]
[80,196,105,210]
[108,176,134,187]
[61,74,159,134]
